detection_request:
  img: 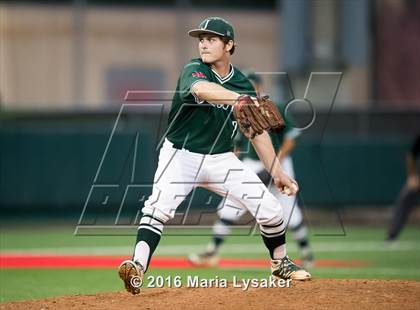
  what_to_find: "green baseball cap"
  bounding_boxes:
[188,17,235,41]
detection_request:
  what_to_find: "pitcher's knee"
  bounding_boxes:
[141,205,173,223]
[142,188,184,220]
[137,206,171,237]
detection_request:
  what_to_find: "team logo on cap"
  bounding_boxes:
[200,19,210,30]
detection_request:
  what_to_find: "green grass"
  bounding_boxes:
[0,269,120,302]
[0,225,419,302]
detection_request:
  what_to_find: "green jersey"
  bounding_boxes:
[166,58,255,154]
[236,105,301,160]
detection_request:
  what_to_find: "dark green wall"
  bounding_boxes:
[293,137,408,206]
[0,117,412,214]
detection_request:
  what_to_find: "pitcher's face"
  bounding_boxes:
[198,35,228,63]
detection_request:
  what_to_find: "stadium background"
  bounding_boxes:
[0,0,419,305]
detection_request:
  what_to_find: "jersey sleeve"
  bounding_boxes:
[179,61,212,103]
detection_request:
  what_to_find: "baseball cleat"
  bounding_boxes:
[118,260,144,295]
[188,252,219,267]
[271,256,312,281]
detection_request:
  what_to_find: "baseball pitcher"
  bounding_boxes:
[118,17,311,295]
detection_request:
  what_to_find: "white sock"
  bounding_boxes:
[273,244,287,260]
[133,241,150,270]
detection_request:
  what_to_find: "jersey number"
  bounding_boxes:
[231,120,238,138]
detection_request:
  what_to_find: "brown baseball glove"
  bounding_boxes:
[233,95,285,139]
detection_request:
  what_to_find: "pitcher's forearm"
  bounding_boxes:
[192,81,240,106]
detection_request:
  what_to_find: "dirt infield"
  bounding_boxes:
[2,279,419,310]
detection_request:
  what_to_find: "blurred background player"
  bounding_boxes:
[385,134,420,243]
[189,71,314,268]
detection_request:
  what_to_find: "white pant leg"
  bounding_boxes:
[142,139,204,223]
[202,153,285,235]
[216,158,262,222]
[217,197,248,221]
[213,197,248,237]
[213,156,302,228]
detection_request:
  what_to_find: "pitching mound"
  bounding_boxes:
[2,279,419,310]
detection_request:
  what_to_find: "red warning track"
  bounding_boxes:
[0,255,367,269]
